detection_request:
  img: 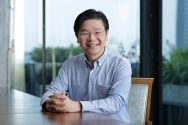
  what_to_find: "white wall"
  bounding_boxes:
[0,0,10,87]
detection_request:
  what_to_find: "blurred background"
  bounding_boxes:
[0,0,188,125]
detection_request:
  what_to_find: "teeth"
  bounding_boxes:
[86,43,100,47]
[87,44,99,46]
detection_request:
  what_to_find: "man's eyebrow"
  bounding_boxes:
[79,29,88,32]
[79,28,104,32]
[93,28,104,31]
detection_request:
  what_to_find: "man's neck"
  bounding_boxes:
[86,55,98,65]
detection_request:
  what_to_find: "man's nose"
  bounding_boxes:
[88,32,96,39]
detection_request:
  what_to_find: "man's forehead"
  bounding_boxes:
[80,20,104,30]
[79,28,104,32]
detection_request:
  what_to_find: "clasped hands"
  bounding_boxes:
[45,93,81,113]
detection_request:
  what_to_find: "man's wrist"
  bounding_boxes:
[73,101,82,112]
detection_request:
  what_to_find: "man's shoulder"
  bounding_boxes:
[64,53,84,64]
[59,53,84,71]
[107,51,129,64]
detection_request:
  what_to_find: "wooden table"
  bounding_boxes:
[0,88,129,125]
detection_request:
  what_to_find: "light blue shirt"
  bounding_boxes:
[41,49,132,123]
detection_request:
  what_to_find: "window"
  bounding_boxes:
[162,0,188,124]
[14,0,140,96]
[14,0,43,96]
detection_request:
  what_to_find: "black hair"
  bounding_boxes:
[73,9,109,37]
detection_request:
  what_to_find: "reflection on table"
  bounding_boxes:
[43,112,128,125]
[0,88,130,125]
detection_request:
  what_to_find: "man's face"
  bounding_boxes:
[77,19,108,59]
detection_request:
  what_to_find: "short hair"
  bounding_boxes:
[73,9,109,37]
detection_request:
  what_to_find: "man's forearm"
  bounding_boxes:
[41,97,82,113]
[80,95,126,114]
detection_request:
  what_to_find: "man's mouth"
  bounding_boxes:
[86,43,100,47]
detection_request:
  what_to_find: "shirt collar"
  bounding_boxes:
[97,48,108,67]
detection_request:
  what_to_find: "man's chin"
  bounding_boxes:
[86,50,99,55]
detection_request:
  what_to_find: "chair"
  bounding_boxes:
[128,78,154,125]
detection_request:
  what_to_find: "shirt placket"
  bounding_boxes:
[88,69,93,100]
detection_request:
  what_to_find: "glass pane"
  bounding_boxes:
[14,0,43,96]
[45,0,140,85]
[14,0,140,96]
[162,0,188,124]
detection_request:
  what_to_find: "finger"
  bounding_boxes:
[58,106,67,112]
[47,103,59,112]
[47,99,68,113]
[57,94,67,100]
[46,99,55,105]
[49,93,61,98]
[46,103,56,112]
[61,106,68,113]
[48,98,67,107]
[50,94,67,100]
[48,104,66,113]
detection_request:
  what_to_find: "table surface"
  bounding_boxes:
[0,88,129,125]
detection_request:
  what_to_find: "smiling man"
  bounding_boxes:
[41,9,132,123]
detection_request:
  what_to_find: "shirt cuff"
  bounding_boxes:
[80,101,93,112]
[41,101,48,112]
[40,91,53,106]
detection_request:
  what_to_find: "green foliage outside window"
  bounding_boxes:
[26,45,82,85]
[163,48,188,85]
[30,45,83,62]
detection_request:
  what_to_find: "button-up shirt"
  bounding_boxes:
[41,49,132,123]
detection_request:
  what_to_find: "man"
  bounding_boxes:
[41,9,132,123]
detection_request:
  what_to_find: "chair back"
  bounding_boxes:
[128,78,154,125]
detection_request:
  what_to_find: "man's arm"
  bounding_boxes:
[55,59,132,114]
[40,65,69,108]
[41,58,131,114]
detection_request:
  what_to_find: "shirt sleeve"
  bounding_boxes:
[80,58,132,114]
[40,63,69,106]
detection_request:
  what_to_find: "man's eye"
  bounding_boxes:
[81,32,89,35]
